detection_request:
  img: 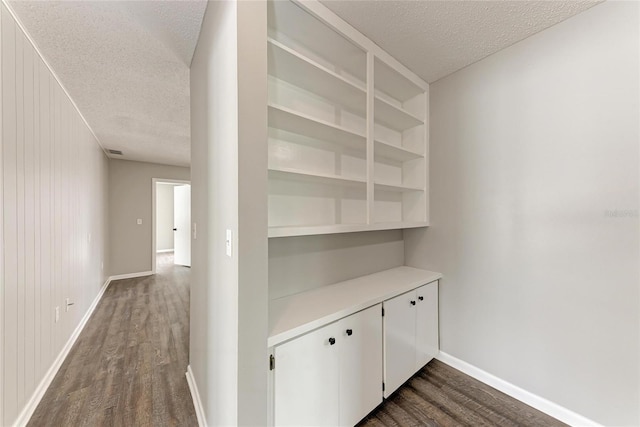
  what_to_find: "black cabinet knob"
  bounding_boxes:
[418,296,424,301]
[329,337,336,345]
[346,329,353,336]
[410,300,416,306]
[173,228,177,231]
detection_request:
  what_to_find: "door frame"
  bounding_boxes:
[151,178,190,274]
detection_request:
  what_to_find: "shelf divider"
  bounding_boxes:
[269,166,367,187]
[374,181,424,192]
[374,140,423,162]
[374,96,423,131]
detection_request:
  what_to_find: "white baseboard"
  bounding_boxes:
[436,352,602,427]
[186,365,207,427]
[109,270,153,281]
[14,276,113,427]
[156,249,174,253]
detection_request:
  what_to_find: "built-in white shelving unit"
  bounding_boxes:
[267,0,429,237]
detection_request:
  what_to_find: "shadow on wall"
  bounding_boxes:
[269,230,405,299]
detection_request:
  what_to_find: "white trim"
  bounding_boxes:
[436,352,602,427]
[14,276,113,427]
[0,0,108,159]
[156,249,174,253]
[151,178,190,274]
[186,365,207,427]
[109,271,153,281]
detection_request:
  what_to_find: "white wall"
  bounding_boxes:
[1,4,110,425]
[156,183,175,252]
[404,2,639,425]
[269,230,405,300]
[189,1,268,425]
[108,159,189,276]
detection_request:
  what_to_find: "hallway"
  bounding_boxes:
[27,253,198,426]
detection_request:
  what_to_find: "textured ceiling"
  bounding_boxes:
[9,0,206,167]
[320,0,602,83]
[9,1,602,167]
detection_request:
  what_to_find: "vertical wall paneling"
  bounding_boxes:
[0,5,110,424]
[0,6,4,425]
[38,57,50,380]
[32,47,40,383]
[23,31,35,398]
[15,25,25,411]
[42,64,52,368]
[53,82,61,355]
[1,7,17,421]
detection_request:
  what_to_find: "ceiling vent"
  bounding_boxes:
[107,149,123,155]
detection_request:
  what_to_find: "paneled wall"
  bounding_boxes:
[1,5,109,426]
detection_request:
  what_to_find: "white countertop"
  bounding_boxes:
[268,266,442,347]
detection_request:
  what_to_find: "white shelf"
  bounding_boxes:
[268,266,442,347]
[374,140,423,162]
[374,182,424,192]
[269,167,366,187]
[268,0,367,83]
[267,1,429,237]
[269,223,367,238]
[268,104,366,148]
[268,38,366,115]
[374,96,423,131]
[268,221,427,238]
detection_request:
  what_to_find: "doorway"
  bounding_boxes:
[152,178,191,273]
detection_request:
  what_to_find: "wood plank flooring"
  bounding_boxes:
[27,253,198,427]
[358,359,567,427]
[29,254,565,427]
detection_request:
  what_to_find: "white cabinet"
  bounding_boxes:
[415,282,439,369]
[383,288,417,397]
[274,305,382,427]
[274,320,341,426]
[383,281,439,398]
[339,305,383,427]
[268,267,442,426]
[266,0,429,238]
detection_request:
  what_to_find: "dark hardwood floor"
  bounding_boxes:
[28,254,565,427]
[27,253,198,427]
[358,359,567,427]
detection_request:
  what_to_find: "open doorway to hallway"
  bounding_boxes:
[152,179,191,273]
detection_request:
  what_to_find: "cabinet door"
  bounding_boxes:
[383,290,417,398]
[274,321,341,426]
[339,305,383,427]
[415,281,439,370]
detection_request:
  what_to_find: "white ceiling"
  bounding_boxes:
[8,1,601,167]
[8,0,206,167]
[320,0,602,83]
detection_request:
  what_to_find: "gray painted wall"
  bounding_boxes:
[404,2,639,425]
[108,159,189,275]
[156,183,175,252]
[189,1,268,425]
[269,230,405,300]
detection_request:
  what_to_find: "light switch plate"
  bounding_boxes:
[137,218,143,225]
[226,229,232,257]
